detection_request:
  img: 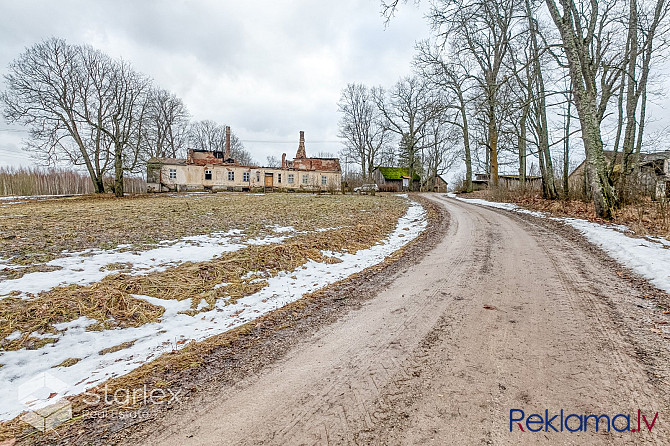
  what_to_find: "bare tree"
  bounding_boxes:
[415,43,475,192]
[266,155,281,167]
[231,144,256,165]
[1,38,195,197]
[544,0,626,218]
[423,115,459,190]
[429,0,522,187]
[143,87,189,160]
[373,76,445,188]
[187,120,226,152]
[525,0,559,199]
[618,0,670,201]
[337,83,388,179]
[79,57,151,197]
[187,120,256,165]
[1,38,109,192]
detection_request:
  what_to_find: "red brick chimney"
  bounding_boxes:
[295,131,306,159]
[224,126,231,160]
[281,153,287,168]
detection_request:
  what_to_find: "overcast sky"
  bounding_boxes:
[0,0,431,169]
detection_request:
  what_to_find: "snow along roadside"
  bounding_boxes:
[0,198,427,422]
[446,193,670,294]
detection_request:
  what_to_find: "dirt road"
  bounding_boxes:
[140,194,670,445]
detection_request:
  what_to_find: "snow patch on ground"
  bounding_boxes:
[448,194,670,293]
[446,193,545,217]
[0,229,302,298]
[561,218,670,292]
[0,199,427,421]
[0,194,82,205]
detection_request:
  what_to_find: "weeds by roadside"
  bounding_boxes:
[464,189,670,239]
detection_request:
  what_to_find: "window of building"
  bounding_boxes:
[205,169,212,180]
[228,171,234,181]
[288,174,294,184]
[321,176,327,186]
[256,171,260,182]
[302,174,309,184]
[169,169,177,179]
[243,171,250,182]
[278,173,282,183]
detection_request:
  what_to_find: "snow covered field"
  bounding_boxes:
[0,197,426,421]
[0,228,293,298]
[448,193,670,293]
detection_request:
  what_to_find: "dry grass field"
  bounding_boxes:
[0,191,427,442]
[0,192,409,351]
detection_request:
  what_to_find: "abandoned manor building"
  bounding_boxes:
[146,129,342,192]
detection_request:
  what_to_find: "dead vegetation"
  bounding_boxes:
[466,189,670,239]
[0,192,399,265]
[0,287,165,351]
[0,195,440,445]
[99,341,136,356]
[0,193,408,351]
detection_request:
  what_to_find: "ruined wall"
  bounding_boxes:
[187,151,224,166]
[291,158,341,172]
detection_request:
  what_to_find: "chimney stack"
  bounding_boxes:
[295,130,306,159]
[281,153,287,169]
[224,126,231,160]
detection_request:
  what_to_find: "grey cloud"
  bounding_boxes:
[0,0,429,168]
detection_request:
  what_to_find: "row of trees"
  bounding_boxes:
[376,0,669,218]
[337,78,458,191]
[0,166,146,196]
[1,38,252,196]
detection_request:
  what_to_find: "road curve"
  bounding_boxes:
[142,194,669,445]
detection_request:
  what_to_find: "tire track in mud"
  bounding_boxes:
[135,194,670,446]
[270,200,479,445]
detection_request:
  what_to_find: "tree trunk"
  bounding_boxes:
[619,0,639,203]
[634,82,647,163]
[114,143,124,198]
[545,0,617,218]
[461,101,473,192]
[488,103,499,187]
[518,107,528,187]
[582,108,616,219]
[563,90,571,197]
[527,2,558,199]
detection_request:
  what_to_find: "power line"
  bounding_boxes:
[240,139,340,144]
